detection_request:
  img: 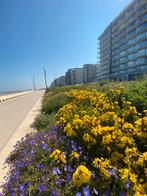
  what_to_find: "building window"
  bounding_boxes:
[136,32,146,41]
[120,43,126,51]
[139,13,147,21]
[127,21,137,31]
[120,57,126,63]
[138,3,147,13]
[128,38,136,46]
[138,65,147,72]
[120,51,126,57]
[128,67,136,73]
[137,48,146,57]
[120,63,126,70]
[137,22,147,33]
[136,57,146,65]
[128,60,135,67]
[119,37,126,44]
[128,53,135,60]
[127,30,136,39]
[136,40,147,50]
[128,46,135,53]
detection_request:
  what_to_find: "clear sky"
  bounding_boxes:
[0,0,132,91]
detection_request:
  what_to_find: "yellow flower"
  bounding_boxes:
[125,147,138,157]
[72,118,83,129]
[143,152,147,161]
[119,168,130,182]
[83,133,96,145]
[122,122,135,132]
[102,134,112,145]
[117,136,134,148]
[64,123,77,137]
[119,168,137,184]
[71,151,80,159]
[136,156,144,166]
[91,125,102,136]
[72,165,91,187]
[91,127,99,137]
[93,158,111,178]
[82,115,92,126]
[133,183,146,196]
[130,173,137,184]
[50,149,66,163]
[137,152,147,165]
[100,112,117,127]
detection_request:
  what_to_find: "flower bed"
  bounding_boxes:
[1,87,147,195]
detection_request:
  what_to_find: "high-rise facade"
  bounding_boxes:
[66,68,87,85]
[98,0,147,81]
[50,76,66,87]
[83,64,97,83]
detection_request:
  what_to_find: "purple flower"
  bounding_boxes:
[91,172,96,178]
[55,179,62,186]
[63,151,67,156]
[79,150,83,155]
[41,143,48,150]
[71,140,75,144]
[64,165,73,173]
[52,168,61,175]
[83,186,90,196]
[10,191,15,196]
[108,169,112,176]
[51,125,60,132]
[64,165,68,171]
[16,162,25,169]
[104,189,109,196]
[71,144,78,151]
[93,188,98,195]
[66,174,71,182]
[50,189,58,196]
[125,181,131,190]
[13,171,19,177]
[36,163,44,169]
[119,192,126,196]
[19,183,25,192]
[30,140,36,145]
[38,184,46,192]
[27,181,31,187]
[76,192,82,196]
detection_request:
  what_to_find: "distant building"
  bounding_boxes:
[83,64,97,83]
[98,0,147,81]
[50,76,66,87]
[66,68,87,85]
[50,80,56,87]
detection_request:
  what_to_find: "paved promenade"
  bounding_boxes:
[0,90,44,190]
[0,90,44,151]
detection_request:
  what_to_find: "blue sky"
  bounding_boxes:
[0,0,132,91]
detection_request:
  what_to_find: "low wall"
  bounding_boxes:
[0,91,33,103]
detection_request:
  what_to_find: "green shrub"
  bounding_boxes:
[99,80,109,86]
[123,80,147,113]
[33,113,50,131]
[42,92,68,114]
[33,113,56,131]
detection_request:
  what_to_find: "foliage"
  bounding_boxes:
[123,80,147,113]
[42,92,68,114]
[33,112,56,132]
[1,83,147,195]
